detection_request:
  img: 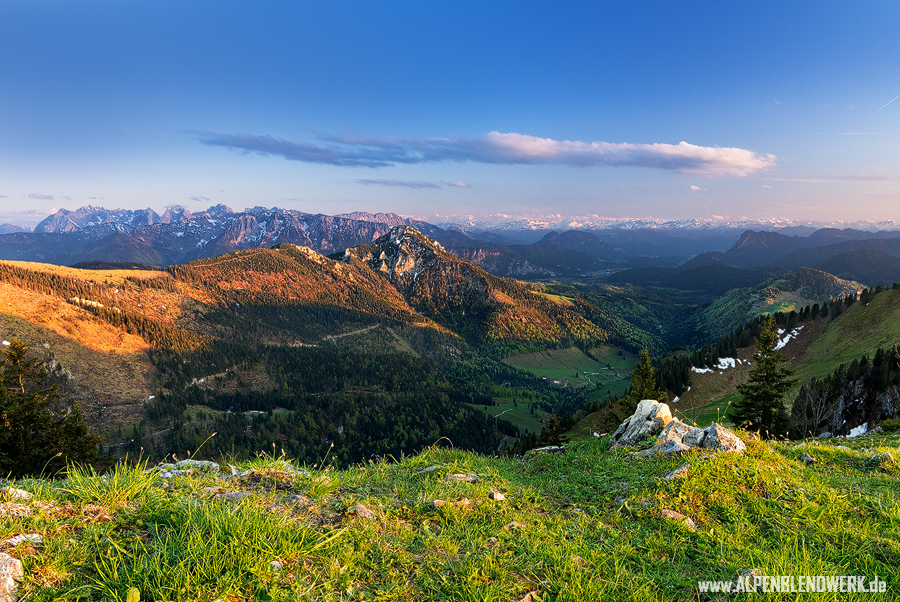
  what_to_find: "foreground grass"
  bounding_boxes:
[3,432,900,601]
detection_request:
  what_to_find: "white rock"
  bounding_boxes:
[212,490,251,501]
[354,503,377,520]
[610,400,672,448]
[636,419,746,457]
[660,508,696,530]
[489,490,506,501]
[0,552,23,602]
[415,465,442,475]
[801,452,816,465]
[0,488,31,502]
[702,423,747,453]
[446,473,479,483]
[3,534,41,547]
[175,459,220,472]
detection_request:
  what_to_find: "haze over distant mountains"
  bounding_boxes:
[3,204,900,287]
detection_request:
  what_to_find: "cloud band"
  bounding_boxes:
[198,130,776,177]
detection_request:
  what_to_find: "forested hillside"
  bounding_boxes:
[5,224,900,470]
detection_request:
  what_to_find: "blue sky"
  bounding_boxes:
[1,0,899,225]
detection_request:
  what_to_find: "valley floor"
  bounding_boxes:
[3,430,899,601]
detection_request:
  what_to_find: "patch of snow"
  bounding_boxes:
[687,387,691,392]
[716,357,737,369]
[844,422,869,438]
[1,340,9,346]
[774,325,804,351]
[671,396,679,404]
[691,367,713,374]
[147,395,155,400]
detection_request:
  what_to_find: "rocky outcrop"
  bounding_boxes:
[609,400,672,448]
[611,401,747,456]
[0,552,23,602]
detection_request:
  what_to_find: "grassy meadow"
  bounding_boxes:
[4,428,900,601]
[502,346,637,399]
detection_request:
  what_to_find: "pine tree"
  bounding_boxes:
[0,339,101,477]
[625,349,667,404]
[539,411,567,446]
[730,315,797,437]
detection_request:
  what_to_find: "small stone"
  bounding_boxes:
[801,452,816,465]
[0,488,31,502]
[739,568,761,580]
[503,521,526,530]
[212,490,251,501]
[431,499,446,508]
[867,452,895,465]
[354,503,376,520]
[835,445,851,451]
[485,537,498,546]
[288,494,312,506]
[489,490,505,501]
[175,459,220,472]
[571,555,588,568]
[454,497,474,510]
[415,465,441,475]
[227,465,255,478]
[3,534,42,547]
[817,432,832,439]
[525,445,567,456]
[518,590,543,602]
[662,463,690,480]
[270,560,284,572]
[660,508,696,530]
[447,473,478,483]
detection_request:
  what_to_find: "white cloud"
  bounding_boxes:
[441,180,471,188]
[357,179,439,189]
[690,185,707,192]
[198,130,777,177]
[27,193,54,200]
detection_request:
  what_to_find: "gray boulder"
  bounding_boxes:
[630,415,746,457]
[702,423,747,453]
[610,400,672,448]
[0,552,23,602]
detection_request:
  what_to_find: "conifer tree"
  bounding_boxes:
[625,349,667,404]
[730,315,797,437]
[539,411,567,446]
[0,339,101,477]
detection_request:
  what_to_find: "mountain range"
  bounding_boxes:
[4,203,900,289]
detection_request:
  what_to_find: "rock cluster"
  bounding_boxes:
[611,400,747,456]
